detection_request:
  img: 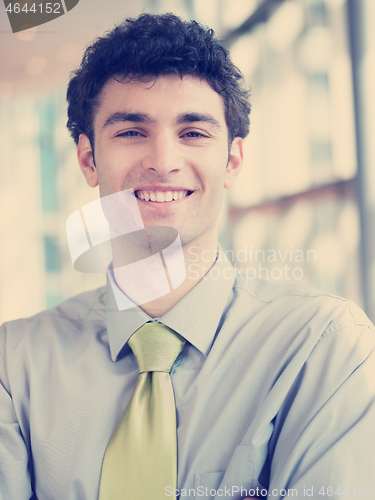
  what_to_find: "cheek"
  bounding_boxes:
[198,150,228,179]
[207,165,230,192]
[95,164,118,196]
[95,149,124,181]
[203,173,226,213]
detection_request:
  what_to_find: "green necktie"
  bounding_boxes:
[99,322,186,500]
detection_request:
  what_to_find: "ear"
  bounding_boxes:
[224,137,243,189]
[77,133,98,187]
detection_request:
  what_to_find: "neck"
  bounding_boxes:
[112,234,218,318]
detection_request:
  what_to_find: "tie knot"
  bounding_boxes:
[128,323,186,373]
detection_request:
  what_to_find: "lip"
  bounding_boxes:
[133,184,193,192]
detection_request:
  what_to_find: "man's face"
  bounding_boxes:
[78,75,243,249]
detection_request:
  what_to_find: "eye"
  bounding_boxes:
[182,131,209,139]
[116,130,145,138]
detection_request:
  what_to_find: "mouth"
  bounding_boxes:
[134,189,193,203]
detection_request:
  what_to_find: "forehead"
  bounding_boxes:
[94,75,226,127]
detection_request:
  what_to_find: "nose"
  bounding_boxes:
[141,133,183,176]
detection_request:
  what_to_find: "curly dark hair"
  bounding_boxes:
[66,13,250,146]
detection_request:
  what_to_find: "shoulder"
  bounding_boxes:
[47,285,107,321]
[234,271,342,304]
[0,286,107,351]
[231,274,374,343]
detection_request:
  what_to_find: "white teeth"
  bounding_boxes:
[136,190,189,202]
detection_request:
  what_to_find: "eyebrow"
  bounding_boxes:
[176,112,222,130]
[102,111,222,130]
[102,112,155,129]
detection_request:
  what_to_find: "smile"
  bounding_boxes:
[135,190,192,203]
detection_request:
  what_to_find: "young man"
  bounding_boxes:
[1,13,374,500]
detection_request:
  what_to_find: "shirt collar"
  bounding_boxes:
[106,248,235,361]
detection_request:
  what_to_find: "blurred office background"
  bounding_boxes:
[1,0,375,323]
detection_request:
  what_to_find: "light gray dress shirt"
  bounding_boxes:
[1,255,375,500]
